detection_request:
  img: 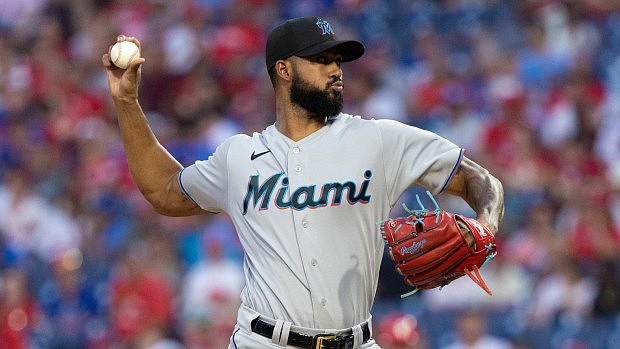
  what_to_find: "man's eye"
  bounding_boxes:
[310,55,341,65]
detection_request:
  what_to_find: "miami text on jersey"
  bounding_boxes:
[243,170,372,214]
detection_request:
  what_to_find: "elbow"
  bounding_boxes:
[149,199,190,217]
[490,172,504,195]
[146,193,180,216]
[488,171,504,204]
[486,172,505,230]
[480,165,504,200]
[153,205,184,217]
[141,189,175,216]
[495,175,505,221]
[144,189,203,217]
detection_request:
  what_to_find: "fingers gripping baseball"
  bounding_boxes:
[380,191,497,296]
[102,35,145,101]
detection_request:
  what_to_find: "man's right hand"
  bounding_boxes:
[102,35,145,103]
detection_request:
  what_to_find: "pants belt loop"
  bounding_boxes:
[351,323,363,348]
[271,319,284,346]
[280,321,292,346]
[270,318,292,347]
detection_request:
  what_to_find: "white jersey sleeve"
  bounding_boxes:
[374,118,464,201]
[178,134,247,213]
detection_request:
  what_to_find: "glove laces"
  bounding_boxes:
[464,265,493,296]
[398,191,440,299]
[401,191,441,225]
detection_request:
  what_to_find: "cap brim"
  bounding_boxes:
[295,40,365,62]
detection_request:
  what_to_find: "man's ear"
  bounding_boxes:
[275,60,292,82]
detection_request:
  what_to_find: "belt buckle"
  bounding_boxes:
[312,334,355,349]
[312,334,337,349]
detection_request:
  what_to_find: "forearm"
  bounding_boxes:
[113,98,183,209]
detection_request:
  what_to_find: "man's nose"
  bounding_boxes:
[328,61,342,79]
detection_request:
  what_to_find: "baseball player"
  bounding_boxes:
[102,16,504,349]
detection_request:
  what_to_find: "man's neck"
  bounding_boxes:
[275,100,327,142]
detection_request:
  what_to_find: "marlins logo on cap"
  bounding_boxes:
[315,17,334,35]
[265,16,365,70]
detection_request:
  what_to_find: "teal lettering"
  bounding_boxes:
[275,177,291,209]
[242,170,373,213]
[242,172,283,214]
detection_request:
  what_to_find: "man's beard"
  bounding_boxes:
[290,74,343,118]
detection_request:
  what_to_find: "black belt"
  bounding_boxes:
[251,318,371,349]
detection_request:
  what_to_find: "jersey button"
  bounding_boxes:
[293,146,300,154]
[302,221,308,228]
[311,259,318,266]
[295,165,302,172]
[320,298,327,307]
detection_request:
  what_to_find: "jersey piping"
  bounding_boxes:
[178,168,199,205]
[439,148,465,193]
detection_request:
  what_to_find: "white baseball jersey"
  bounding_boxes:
[179,113,463,330]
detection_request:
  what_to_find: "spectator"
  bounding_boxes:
[37,250,101,349]
[0,165,80,265]
[524,256,597,348]
[443,308,513,349]
[375,312,427,349]
[108,239,178,349]
[0,269,41,349]
[180,234,243,349]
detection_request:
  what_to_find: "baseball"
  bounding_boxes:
[109,41,140,69]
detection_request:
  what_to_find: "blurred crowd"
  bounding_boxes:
[0,0,620,348]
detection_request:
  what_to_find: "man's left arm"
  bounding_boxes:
[443,156,504,234]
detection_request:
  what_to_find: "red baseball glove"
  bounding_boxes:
[380,192,497,296]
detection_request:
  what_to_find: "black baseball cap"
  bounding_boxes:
[266,16,365,70]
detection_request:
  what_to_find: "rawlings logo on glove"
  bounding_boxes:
[380,191,497,297]
[399,239,427,256]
